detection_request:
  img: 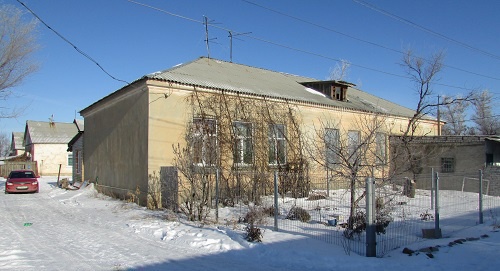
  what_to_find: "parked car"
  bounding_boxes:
[4,170,39,194]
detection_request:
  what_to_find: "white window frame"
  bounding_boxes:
[192,118,217,167]
[233,121,253,166]
[375,132,387,165]
[347,130,360,164]
[325,128,340,167]
[268,124,286,166]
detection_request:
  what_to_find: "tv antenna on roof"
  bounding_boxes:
[228,31,251,62]
[203,16,219,58]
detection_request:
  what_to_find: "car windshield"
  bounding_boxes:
[10,171,35,178]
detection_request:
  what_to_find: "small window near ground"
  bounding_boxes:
[441,157,455,173]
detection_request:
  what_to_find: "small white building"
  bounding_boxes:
[24,120,78,176]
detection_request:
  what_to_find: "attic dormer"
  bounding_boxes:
[301,80,354,102]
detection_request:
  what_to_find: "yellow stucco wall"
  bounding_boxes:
[143,81,439,176]
[34,144,73,176]
[147,83,191,173]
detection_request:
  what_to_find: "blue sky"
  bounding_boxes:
[2,0,500,133]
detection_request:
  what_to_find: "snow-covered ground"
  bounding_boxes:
[0,176,499,271]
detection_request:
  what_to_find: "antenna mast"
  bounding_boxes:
[228,31,251,62]
[204,16,210,58]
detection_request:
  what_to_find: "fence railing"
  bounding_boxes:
[216,168,500,257]
[91,165,500,257]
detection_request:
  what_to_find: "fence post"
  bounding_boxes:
[215,168,219,223]
[479,169,484,224]
[274,171,279,231]
[326,167,330,197]
[434,171,442,238]
[431,168,434,210]
[366,177,376,257]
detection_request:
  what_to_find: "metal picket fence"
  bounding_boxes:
[222,167,500,257]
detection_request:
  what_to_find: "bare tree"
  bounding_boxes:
[0,132,10,157]
[328,59,350,81]
[395,50,445,179]
[0,4,38,118]
[306,113,392,235]
[471,89,498,135]
[394,50,475,178]
[400,50,444,135]
[441,95,469,135]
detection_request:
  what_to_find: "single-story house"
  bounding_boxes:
[390,135,500,195]
[24,120,78,176]
[80,57,440,208]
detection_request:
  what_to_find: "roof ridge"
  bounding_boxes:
[147,56,317,82]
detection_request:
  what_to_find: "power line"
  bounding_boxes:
[228,31,252,63]
[443,114,500,125]
[128,0,202,24]
[242,0,500,82]
[128,0,408,79]
[351,0,500,61]
[128,0,490,93]
[16,0,130,85]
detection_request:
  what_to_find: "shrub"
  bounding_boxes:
[344,210,366,239]
[242,206,268,225]
[344,207,393,239]
[245,225,262,242]
[242,206,269,243]
[420,210,434,221]
[286,206,311,222]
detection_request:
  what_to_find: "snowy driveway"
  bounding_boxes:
[1,179,168,269]
[2,177,499,271]
[0,177,354,271]
[0,178,258,271]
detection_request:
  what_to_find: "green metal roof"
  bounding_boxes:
[25,120,78,144]
[145,57,418,118]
